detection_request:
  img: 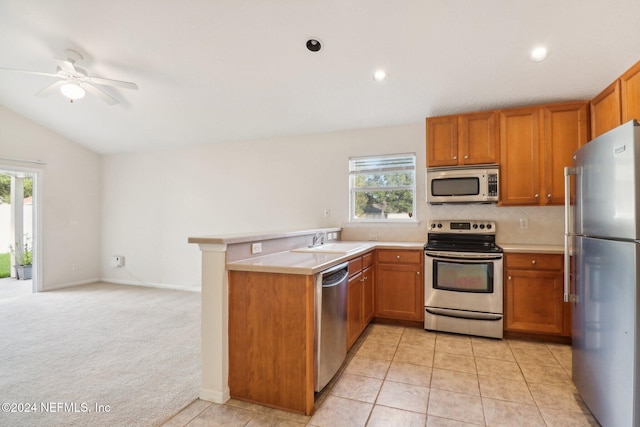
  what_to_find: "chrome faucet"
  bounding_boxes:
[312,232,326,247]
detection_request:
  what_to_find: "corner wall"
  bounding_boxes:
[0,105,101,290]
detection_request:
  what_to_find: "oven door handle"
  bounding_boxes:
[425,307,503,321]
[425,252,503,261]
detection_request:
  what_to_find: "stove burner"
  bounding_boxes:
[425,220,502,254]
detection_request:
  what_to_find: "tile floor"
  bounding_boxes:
[163,324,599,426]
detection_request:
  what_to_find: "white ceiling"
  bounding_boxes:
[1,0,639,155]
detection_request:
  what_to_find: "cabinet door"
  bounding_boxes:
[347,272,363,350]
[505,269,564,335]
[591,80,622,139]
[622,60,640,124]
[363,266,375,325]
[426,116,458,167]
[459,111,499,165]
[542,102,589,205]
[499,107,541,205]
[376,263,423,321]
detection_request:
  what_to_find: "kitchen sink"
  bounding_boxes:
[291,242,369,254]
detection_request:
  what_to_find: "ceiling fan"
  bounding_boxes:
[0,48,138,105]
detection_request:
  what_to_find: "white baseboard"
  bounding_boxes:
[100,278,201,292]
[199,387,230,404]
[42,278,101,291]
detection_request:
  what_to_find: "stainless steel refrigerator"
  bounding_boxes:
[565,120,640,427]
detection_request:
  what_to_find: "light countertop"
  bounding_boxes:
[499,243,564,254]
[227,241,424,275]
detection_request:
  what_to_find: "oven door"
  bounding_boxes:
[425,250,503,314]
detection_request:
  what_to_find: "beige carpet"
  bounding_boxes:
[0,282,200,426]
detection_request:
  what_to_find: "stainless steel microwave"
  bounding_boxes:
[426,165,499,204]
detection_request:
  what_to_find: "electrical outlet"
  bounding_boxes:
[251,243,262,254]
[519,218,529,229]
[323,208,331,218]
[110,255,125,267]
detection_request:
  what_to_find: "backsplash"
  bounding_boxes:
[342,204,564,246]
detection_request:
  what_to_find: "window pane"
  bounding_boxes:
[350,153,416,222]
[354,171,414,189]
[353,189,414,219]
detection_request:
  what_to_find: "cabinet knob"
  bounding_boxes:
[464,155,468,159]
[396,255,400,260]
[508,276,512,280]
[417,271,420,275]
[453,156,457,160]
[531,260,537,265]
[534,193,539,198]
[547,193,552,198]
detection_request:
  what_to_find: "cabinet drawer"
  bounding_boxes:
[348,257,363,276]
[377,249,422,265]
[505,253,563,271]
[363,251,374,268]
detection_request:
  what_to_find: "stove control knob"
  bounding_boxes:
[437,223,443,228]
[487,224,492,230]
[479,224,485,229]
[472,224,478,229]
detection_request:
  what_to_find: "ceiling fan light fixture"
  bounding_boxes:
[60,82,85,100]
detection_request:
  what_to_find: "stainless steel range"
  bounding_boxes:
[424,220,504,339]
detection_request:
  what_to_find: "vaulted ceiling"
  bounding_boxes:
[1,0,639,154]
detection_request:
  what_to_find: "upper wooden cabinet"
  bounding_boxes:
[499,102,588,206]
[542,102,589,205]
[426,111,499,167]
[591,80,621,139]
[590,59,640,139]
[622,60,640,124]
[499,107,541,205]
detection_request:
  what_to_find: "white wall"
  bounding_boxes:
[0,105,101,290]
[101,123,564,290]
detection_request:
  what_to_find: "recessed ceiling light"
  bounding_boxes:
[306,39,322,52]
[373,69,388,83]
[530,46,548,62]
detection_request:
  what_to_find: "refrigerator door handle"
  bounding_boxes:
[564,167,577,303]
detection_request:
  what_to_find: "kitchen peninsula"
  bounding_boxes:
[188,228,423,415]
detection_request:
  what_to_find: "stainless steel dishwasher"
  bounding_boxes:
[314,261,349,392]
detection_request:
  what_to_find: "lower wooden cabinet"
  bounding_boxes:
[375,249,424,323]
[228,270,315,415]
[504,253,571,340]
[347,251,374,350]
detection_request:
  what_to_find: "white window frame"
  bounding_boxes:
[349,153,417,223]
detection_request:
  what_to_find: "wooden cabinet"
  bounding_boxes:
[499,107,541,205]
[504,253,571,340]
[228,271,315,415]
[426,111,499,167]
[499,102,588,206]
[622,60,640,124]
[590,59,640,139]
[591,80,622,139]
[542,102,589,205]
[375,249,424,323]
[347,251,374,350]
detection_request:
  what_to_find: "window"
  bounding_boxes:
[349,153,416,222]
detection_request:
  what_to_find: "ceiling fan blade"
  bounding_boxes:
[87,76,138,90]
[54,58,76,74]
[81,82,119,105]
[34,80,65,97]
[0,67,60,78]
